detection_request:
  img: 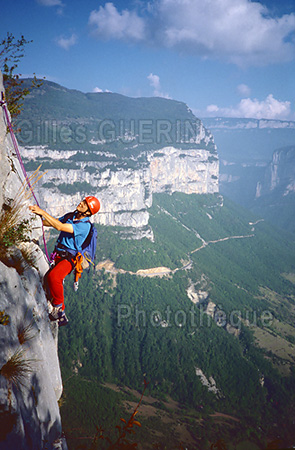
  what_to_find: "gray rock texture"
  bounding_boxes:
[21,145,219,239]
[255,146,295,197]
[0,262,66,450]
[0,80,24,210]
[0,71,67,450]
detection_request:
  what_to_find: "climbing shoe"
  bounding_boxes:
[49,305,63,321]
[49,305,69,326]
[58,312,69,327]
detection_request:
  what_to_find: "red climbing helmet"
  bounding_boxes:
[84,196,100,215]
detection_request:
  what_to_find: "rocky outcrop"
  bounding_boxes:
[0,96,24,211]
[36,165,153,227]
[0,260,67,450]
[195,368,220,396]
[148,147,218,194]
[187,284,209,304]
[22,144,218,239]
[255,146,295,197]
[0,72,67,450]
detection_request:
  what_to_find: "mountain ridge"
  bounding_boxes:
[202,116,295,130]
[16,78,218,237]
[19,78,199,126]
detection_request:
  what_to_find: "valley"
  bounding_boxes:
[202,118,295,234]
[57,193,295,449]
[12,81,295,449]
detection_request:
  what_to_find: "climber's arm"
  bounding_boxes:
[29,205,74,233]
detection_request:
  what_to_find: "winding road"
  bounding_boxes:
[97,212,264,278]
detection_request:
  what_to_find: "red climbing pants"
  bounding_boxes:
[45,256,74,310]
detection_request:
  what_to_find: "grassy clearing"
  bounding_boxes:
[271,318,295,341]
[282,272,295,284]
[257,286,295,326]
[251,325,295,375]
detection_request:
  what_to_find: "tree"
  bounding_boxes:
[0,32,43,124]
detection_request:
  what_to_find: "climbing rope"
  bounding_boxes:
[0,91,51,264]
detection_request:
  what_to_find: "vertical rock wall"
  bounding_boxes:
[0,72,67,449]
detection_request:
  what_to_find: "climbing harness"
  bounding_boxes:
[0,91,51,264]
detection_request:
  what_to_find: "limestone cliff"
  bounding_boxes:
[21,141,218,240]
[0,74,67,449]
[148,147,218,194]
[251,145,295,234]
[23,144,218,238]
[255,146,295,198]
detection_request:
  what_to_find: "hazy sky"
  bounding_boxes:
[2,0,295,120]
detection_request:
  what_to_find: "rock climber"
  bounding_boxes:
[29,196,100,326]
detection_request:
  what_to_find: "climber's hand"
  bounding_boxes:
[29,205,44,216]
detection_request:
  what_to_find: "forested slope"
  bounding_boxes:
[57,193,295,449]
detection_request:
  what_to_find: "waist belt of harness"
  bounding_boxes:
[55,244,76,260]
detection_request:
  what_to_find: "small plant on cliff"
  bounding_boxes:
[0,348,34,390]
[0,310,10,326]
[0,166,45,259]
[0,199,31,253]
[0,348,35,410]
[17,242,41,274]
[0,211,31,250]
[17,315,37,346]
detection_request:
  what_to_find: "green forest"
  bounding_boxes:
[17,78,217,155]
[56,193,295,449]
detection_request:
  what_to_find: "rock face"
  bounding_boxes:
[250,146,295,234]
[0,260,67,450]
[0,73,67,450]
[0,92,25,210]
[37,164,153,227]
[22,144,218,239]
[148,147,218,195]
[255,146,295,197]
[195,368,220,396]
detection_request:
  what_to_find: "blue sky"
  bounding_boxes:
[2,0,295,120]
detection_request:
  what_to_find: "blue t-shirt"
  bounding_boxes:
[56,213,91,254]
